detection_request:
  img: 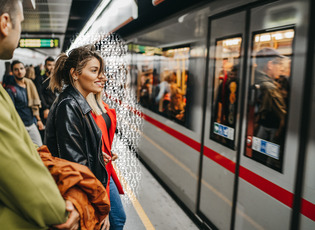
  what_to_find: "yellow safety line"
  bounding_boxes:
[115,167,156,230]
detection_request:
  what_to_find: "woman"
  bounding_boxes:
[164,87,185,123]
[44,45,110,229]
[86,92,126,230]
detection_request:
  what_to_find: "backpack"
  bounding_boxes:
[6,85,17,97]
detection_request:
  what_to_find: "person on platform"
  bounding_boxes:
[6,60,44,146]
[34,56,56,126]
[0,0,80,229]
[86,90,126,230]
[45,44,111,229]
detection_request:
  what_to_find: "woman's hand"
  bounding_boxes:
[101,215,110,230]
[43,109,50,119]
[111,152,118,161]
[102,152,111,165]
[37,120,45,130]
[53,200,80,230]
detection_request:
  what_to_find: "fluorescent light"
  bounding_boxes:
[80,0,111,37]
[68,0,111,50]
[260,34,271,42]
[223,38,241,46]
[272,33,283,40]
[284,31,294,38]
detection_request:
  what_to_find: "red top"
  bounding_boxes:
[91,102,124,198]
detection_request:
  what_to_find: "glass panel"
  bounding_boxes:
[210,36,242,149]
[245,28,294,172]
[130,44,190,127]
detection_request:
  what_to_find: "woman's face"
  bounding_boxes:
[173,93,183,105]
[74,57,105,98]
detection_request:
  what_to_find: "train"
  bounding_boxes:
[117,0,315,229]
[7,0,315,229]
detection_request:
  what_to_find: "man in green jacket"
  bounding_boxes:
[0,0,79,229]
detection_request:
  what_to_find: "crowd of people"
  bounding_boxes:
[139,70,186,125]
[0,0,126,229]
[3,58,53,146]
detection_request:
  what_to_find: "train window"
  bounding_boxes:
[130,44,190,127]
[210,36,242,149]
[245,28,295,172]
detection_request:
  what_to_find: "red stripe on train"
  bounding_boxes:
[141,111,315,221]
[203,146,236,173]
[141,112,201,152]
[301,199,315,221]
[238,166,293,207]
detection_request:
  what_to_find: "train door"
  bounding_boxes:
[199,11,246,229]
[236,0,311,229]
[300,35,315,229]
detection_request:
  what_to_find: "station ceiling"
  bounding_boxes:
[20,0,210,57]
[21,0,102,56]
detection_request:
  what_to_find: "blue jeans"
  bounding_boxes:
[109,177,126,230]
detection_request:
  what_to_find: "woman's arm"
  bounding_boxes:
[54,100,89,166]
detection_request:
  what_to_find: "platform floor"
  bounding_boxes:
[120,160,200,230]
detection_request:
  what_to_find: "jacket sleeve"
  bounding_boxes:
[0,86,67,227]
[54,99,89,166]
[35,76,49,110]
[40,85,49,110]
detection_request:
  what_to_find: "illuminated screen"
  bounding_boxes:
[19,38,59,48]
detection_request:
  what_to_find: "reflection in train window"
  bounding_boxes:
[128,44,190,127]
[245,28,294,172]
[210,36,242,149]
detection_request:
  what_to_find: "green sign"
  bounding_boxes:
[19,38,59,48]
[128,44,162,55]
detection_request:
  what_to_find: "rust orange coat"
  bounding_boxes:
[38,146,110,230]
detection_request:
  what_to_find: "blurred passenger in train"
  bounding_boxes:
[35,56,56,126]
[86,92,126,230]
[0,0,80,229]
[254,47,287,144]
[155,72,171,109]
[150,68,160,111]
[155,71,177,112]
[128,64,138,92]
[165,88,186,124]
[214,59,233,124]
[140,78,151,107]
[276,58,291,107]
[6,60,44,146]
[139,69,153,108]
[45,44,111,229]
[214,65,239,127]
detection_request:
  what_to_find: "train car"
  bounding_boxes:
[116,0,315,229]
[6,0,314,229]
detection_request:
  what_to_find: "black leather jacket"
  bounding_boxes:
[44,85,108,188]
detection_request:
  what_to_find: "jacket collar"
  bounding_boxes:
[255,70,274,84]
[65,85,92,115]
